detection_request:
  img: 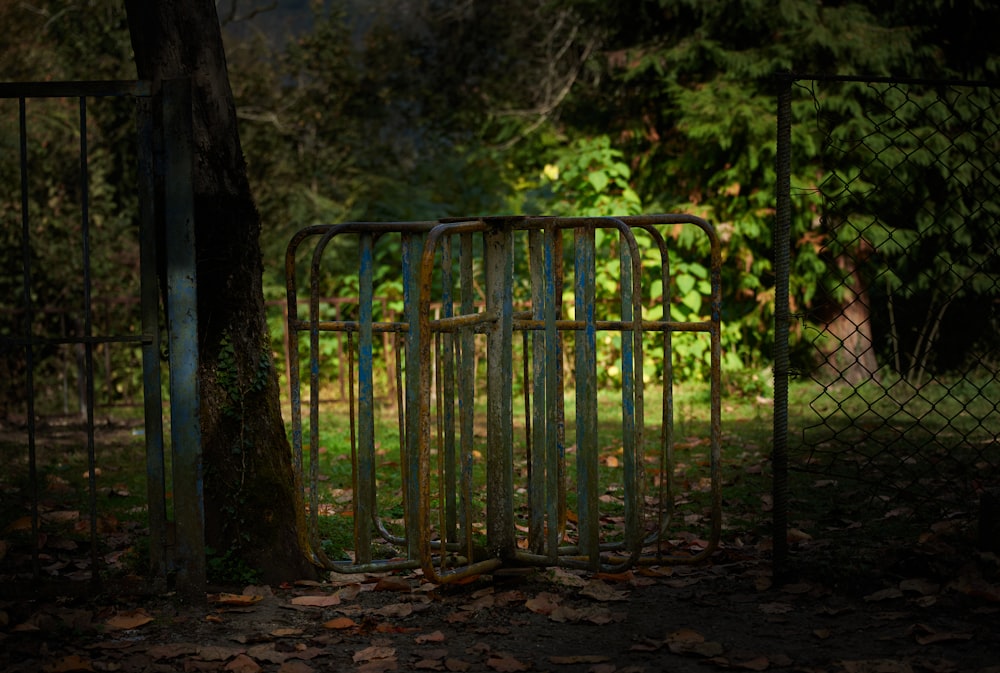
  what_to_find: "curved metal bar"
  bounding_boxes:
[286,213,722,575]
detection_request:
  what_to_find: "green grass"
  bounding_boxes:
[4,371,991,586]
[297,378,778,563]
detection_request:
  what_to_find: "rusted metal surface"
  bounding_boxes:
[285,214,721,580]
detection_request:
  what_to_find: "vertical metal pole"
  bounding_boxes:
[545,226,562,560]
[773,74,793,582]
[356,232,376,563]
[528,229,546,554]
[136,93,168,586]
[18,96,41,582]
[402,232,424,558]
[441,238,457,541]
[618,229,639,550]
[574,226,599,568]
[485,224,514,559]
[162,78,205,596]
[458,233,475,558]
[78,96,101,588]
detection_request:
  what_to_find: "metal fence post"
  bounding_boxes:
[485,223,515,559]
[162,78,205,597]
[773,73,793,582]
[136,92,169,587]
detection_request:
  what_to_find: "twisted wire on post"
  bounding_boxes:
[772,73,793,582]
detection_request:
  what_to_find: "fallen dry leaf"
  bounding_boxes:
[758,602,794,614]
[356,659,399,673]
[375,576,412,592]
[665,627,725,658]
[104,608,155,630]
[910,623,974,645]
[579,580,629,602]
[839,660,915,673]
[277,661,315,673]
[323,616,358,630]
[786,528,812,543]
[525,594,560,615]
[486,653,530,672]
[271,627,304,637]
[338,583,363,601]
[211,593,264,606]
[445,659,472,672]
[415,630,446,644]
[290,594,341,607]
[224,653,263,673]
[198,645,245,661]
[549,655,612,664]
[41,654,93,673]
[734,655,771,671]
[546,567,588,588]
[864,588,904,602]
[899,578,940,596]
[594,570,633,583]
[147,643,200,660]
[248,643,289,664]
[375,602,413,618]
[353,646,397,663]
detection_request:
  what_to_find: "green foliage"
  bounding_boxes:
[529,136,642,217]
[7,0,998,414]
[206,545,262,586]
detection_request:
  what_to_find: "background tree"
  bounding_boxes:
[124,0,317,582]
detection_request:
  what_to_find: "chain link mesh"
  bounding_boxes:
[789,78,1000,517]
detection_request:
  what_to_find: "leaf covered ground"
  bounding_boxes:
[3,538,999,673]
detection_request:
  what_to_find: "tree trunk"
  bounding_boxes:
[818,241,879,386]
[125,0,318,583]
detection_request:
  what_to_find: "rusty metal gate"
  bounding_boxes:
[0,79,204,596]
[286,214,721,582]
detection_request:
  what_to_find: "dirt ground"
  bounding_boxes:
[2,543,999,673]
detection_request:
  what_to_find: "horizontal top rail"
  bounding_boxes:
[0,80,152,99]
[773,71,1000,88]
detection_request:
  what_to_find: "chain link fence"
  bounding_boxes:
[774,75,1000,575]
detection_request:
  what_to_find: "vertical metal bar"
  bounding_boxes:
[618,228,638,550]
[356,232,376,563]
[709,224,724,562]
[306,233,330,548]
[661,230,673,553]
[574,226,599,568]
[335,302,345,400]
[136,93,168,586]
[441,237,457,541]
[459,233,475,559]
[544,225,562,560]
[162,78,205,596]
[773,75,793,581]
[485,224,514,559]
[78,96,101,588]
[285,227,330,542]
[554,232,567,544]
[402,232,424,557]
[528,229,546,554]
[18,96,41,581]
